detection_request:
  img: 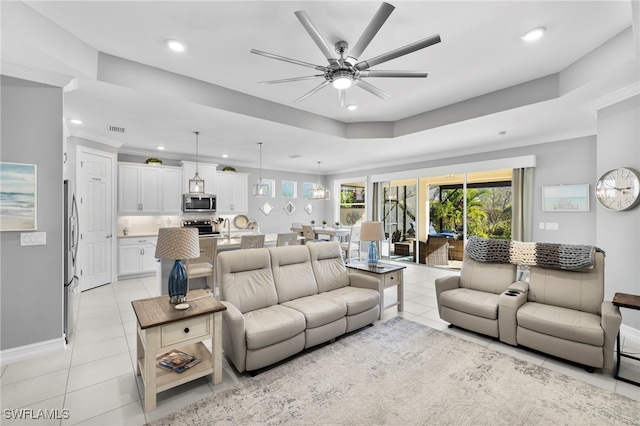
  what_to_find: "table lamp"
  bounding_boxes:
[360,221,386,267]
[155,227,200,304]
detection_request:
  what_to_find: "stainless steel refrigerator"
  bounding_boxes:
[64,180,79,343]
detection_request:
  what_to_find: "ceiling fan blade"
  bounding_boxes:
[294,80,331,103]
[294,11,339,66]
[259,75,325,84]
[359,70,429,78]
[354,34,441,71]
[354,79,391,100]
[345,2,395,65]
[251,49,328,71]
[339,89,346,107]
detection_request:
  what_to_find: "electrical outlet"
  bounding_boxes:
[539,222,545,230]
[156,218,161,225]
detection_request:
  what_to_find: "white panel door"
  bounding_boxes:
[78,149,113,291]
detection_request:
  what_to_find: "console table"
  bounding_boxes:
[612,292,640,387]
[132,289,227,411]
[347,262,405,319]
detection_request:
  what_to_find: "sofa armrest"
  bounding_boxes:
[498,282,529,346]
[348,273,381,292]
[508,281,529,293]
[600,301,622,371]
[435,275,461,318]
[220,301,248,373]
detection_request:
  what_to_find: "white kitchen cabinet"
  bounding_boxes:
[118,163,162,213]
[216,171,249,213]
[118,236,158,277]
[180,161,217,195]
[161,167,183,213]
[118,163,183,214]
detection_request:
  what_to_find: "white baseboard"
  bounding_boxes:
[620,324,640,349]
[0,337,65,367]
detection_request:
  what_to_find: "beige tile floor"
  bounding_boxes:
[1,261,639,425]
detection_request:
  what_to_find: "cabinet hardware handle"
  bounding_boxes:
[184,327,190,333]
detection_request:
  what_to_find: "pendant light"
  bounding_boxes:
[308,161,330,200]
[188,131,205,193]
[253,142,269,196]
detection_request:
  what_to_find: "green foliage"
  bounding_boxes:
[430,186,512,240]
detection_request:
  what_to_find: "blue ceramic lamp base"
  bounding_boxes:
[368,241,379,267]
[168,259,188,304]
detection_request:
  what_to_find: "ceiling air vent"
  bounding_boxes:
[109,126,125,133]
[289,155,302,159]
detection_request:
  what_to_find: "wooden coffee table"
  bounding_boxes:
[612,292,640,387]
[347,262,405,319]
[132,289,227,411]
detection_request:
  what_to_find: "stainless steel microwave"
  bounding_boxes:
[182,194,216,213]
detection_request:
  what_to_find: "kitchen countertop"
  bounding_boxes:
[118,233,158,238]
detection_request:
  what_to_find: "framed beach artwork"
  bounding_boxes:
[281,180,297,198]
[542,184,590,212]
[0,162,37,231]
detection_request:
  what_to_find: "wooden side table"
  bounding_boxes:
[347,262,405,320]
[612,292,640,387]
[131,289,227,411]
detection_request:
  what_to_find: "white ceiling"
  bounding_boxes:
[2,1,637,174]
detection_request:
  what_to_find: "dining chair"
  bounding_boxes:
[240,234,265,249]
[291,222,302,230]
[276,232,299,247]
[186,237,218,297]
[301,225,322,243]
[340,225,361,262]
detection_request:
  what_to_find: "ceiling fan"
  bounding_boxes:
[250,2,441,106]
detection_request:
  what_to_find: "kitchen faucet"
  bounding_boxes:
[223,218,231,239]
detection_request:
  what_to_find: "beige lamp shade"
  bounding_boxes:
[155,227,200,260]
[360,221,385,242]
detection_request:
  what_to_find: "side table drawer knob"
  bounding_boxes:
[184,327,190,333]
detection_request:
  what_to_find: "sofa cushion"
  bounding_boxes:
[439,288,500,320]
[218,248,279,314]
[270,245,319,303]
[308,242,350,293]
[527,251,605,315]
[283,295,347,328]
[244,305,306,350]
[459,256,516,294]
[324,287,379,316]
[517,302,604,346]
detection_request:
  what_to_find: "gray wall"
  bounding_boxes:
[328,136,598,245]
[596,95,640,329]
[1,76,63,350]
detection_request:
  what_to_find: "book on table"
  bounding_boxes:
[156,349,201,373]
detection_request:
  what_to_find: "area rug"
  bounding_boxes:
[149,317,639,425]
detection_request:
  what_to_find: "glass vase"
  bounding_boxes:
[368,241,379,266]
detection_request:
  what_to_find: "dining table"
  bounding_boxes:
[290,226,351,241]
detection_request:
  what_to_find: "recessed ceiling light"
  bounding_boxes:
[222,154,229,158]
[157,146,165,150]
[69,118,82,124]
[521,27,546,42]
[166,39,185,52]
[347,105,358,111]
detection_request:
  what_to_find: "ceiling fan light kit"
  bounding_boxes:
[251,2,441,106]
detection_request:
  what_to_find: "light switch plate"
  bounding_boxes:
[545,223,559,231]
[20,232,47,246]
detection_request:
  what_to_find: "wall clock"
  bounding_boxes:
[595,167,640,211]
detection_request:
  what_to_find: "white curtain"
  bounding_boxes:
[512,168,533,241]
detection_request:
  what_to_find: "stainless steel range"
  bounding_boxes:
[181,219,220,236]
